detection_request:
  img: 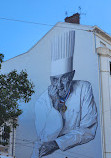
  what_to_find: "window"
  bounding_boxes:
[110,62,111,75]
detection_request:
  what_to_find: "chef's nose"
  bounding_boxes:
[57,79,62,89]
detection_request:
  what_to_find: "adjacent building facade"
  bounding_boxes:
[0,121,15,158]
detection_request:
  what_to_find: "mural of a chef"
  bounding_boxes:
[31,31,98,158]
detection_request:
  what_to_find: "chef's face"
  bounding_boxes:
[50,70,75,98]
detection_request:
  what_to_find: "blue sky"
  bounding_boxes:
[0,0,111,61]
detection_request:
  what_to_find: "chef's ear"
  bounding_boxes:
[70,70,75,80]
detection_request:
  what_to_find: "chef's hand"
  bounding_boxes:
[48,85,60,110]
[39,141,59,158]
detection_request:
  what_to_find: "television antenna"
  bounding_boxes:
[78,6,86,16]
[65,11,68,17]
[65,7,86,18]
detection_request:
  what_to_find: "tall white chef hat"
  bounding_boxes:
[51,30,75,76]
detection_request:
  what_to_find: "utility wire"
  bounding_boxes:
[66,150,93,158]
[16,138,93,157]
[16,138,36,143]
[15,142,79,158]
[0,17,111,36]
[14,142,94,158]
[56,151,78,158]
[0,17,95,33]
[0,17,54,27]
[15,142,33,148]
[15,138,95,157]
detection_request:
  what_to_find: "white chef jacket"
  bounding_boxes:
[35,80,97,151]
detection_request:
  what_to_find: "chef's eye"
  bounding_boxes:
[61,77,68,82]
[52,78,58,84]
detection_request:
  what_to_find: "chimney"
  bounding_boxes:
[65,13,80,24]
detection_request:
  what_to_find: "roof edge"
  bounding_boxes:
[93,25,111,43]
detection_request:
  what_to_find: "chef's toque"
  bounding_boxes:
[51,30,75,76]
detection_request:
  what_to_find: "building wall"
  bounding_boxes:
[95,32,111,158]
[96,35,111,49]
[0,23,102,158]
[97,47,111,158]
[109,61,111,104]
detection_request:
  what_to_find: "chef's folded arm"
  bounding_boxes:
[55,82,98,151]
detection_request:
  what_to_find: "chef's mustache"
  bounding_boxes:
[54,86,67,95]
[57,82,72,92]
[52,81,72,93]
[53,85,63,90]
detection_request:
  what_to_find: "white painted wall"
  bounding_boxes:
[109,60,111,105]
[95,31,111,158]
[96,35,111,50]
[0,22,102,158]
[96,47,111,158]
